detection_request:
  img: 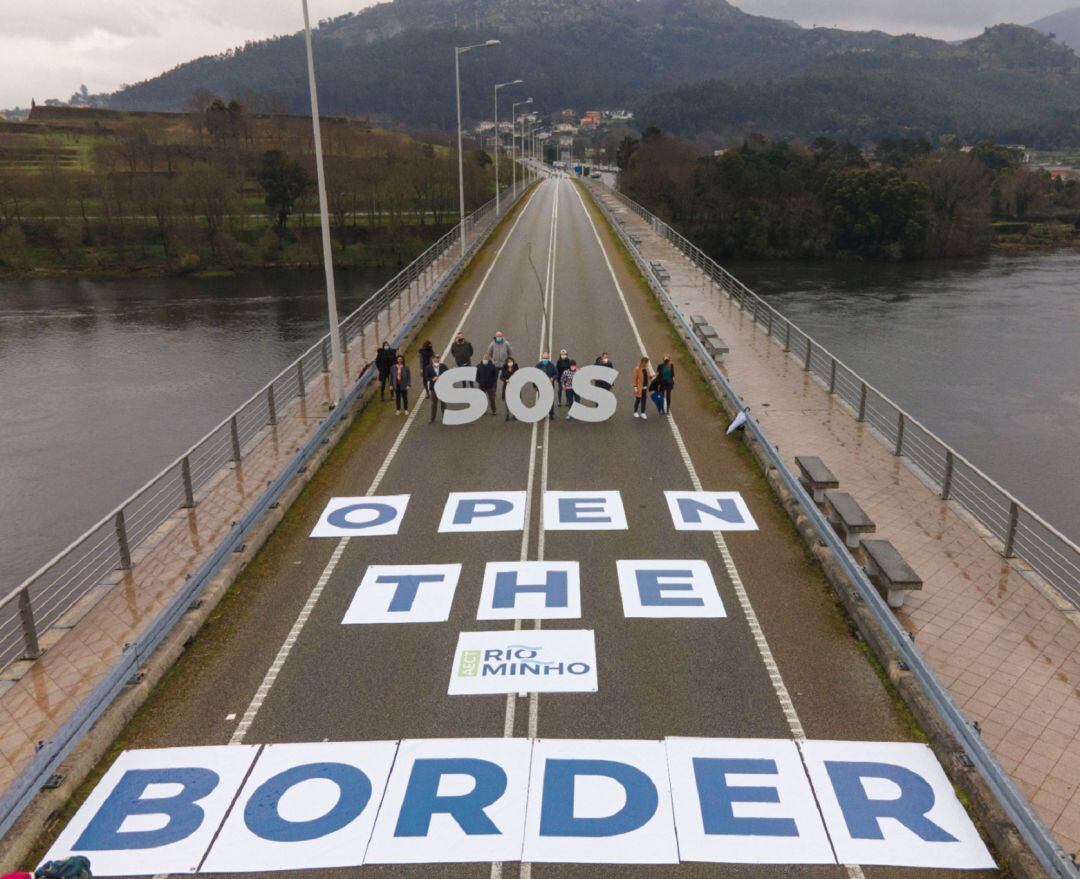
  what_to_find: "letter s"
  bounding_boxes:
[435,367,487,425]
[569,365,618,423]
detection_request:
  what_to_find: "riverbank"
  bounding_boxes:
[0,224,452,281]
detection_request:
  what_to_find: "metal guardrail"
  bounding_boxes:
[0,180,533,843]
[588,183,1078,879]
[0,187,520,671]
[599,183,1080,612]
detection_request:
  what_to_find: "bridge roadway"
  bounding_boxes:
[44,176,998,878]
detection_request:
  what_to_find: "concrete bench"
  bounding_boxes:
[629,233,642,246]
[690,314,708,332]
[824,491,876,549]
[701,334,730,363]
[795,455,839,503]
[863,539,923,608]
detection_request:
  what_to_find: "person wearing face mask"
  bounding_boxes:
[476,354,499,415]
[450,331,475,386]
[656,354,676,414]
[391,354,411,415]
[561,360,579,420]
[424,354,450,423]
[557,349,574,408]
[375,340,397,402]
[418,340,435,397]
[536,351,557,420]
[499,356,520,421]
[487,331,512,371]
[593,351,615,391]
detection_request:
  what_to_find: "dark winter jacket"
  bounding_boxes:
[450,339,474,366]
[535,359,557,380]
[424,361,449,391]
[555,356,571,378]
[375,345,397,376]
[476,361,499,391]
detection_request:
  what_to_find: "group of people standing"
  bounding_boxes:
[374,331,676,422]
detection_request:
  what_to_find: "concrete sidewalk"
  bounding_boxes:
[591,185,1080,858]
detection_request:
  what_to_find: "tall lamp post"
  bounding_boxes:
[301,0,344,405]
[511,98,532,197]
[493,79,523,217]
[455,39,500,256]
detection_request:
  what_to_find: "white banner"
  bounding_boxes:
[438,491,527,533]
[476,561,582,620]
[522,739,679,864]
[664,491,757,531]
[543,491,628,531]
[365,738,532,864]
[666,737,834,863]
[342,564,462,624]
[616,560,726,618]
[310,495,410,538]
[448,630,598,695]
[202,741,398,873]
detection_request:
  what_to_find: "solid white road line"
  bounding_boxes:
[494,176,561,879]
[229,184,545,748]
[569,180,866,878]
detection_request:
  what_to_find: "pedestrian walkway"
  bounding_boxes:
[0,228,473,800]
[591,184,1080,858]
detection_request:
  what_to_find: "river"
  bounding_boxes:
[0,269,390,591]
[729,250,1080,543]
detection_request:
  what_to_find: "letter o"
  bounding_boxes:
[506,367,555,422]
[243,762,372,843]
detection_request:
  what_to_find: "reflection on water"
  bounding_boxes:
[0,268,389,588]
[730,251,1080,542]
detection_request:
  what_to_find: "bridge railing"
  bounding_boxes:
[0,188,516,671]
[589,182,1078,879]
[600,182,1080,611]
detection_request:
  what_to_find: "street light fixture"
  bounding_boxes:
[494,79,523,216]
[512,98,533,197]
[455,39,500,256]
[301,0,344,405]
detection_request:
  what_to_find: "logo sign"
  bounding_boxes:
[44,738,994,874]
[448,631,598,695]
[522,739,679,864]
[202,741,398,872]
[438,492,527,533]
[342,564,462,625]
[543,491,628,531]
[310,496,410,538]
[366,738,532,864]
[664,491,757,532]
[434,365,618,425]
[616,560,726,618]
[477,562,582,620]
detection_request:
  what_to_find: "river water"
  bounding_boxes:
[0,269,389,591]
[730,250,1080,543]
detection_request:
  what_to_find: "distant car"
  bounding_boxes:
[590,172,602,179]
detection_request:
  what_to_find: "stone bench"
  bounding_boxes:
[795,455,839,503]
[690,314,708,332]
[824,490,876,549]
[863,539,923,608]
[696,326,729,363]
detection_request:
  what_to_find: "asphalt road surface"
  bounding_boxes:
[38,176,1001,879]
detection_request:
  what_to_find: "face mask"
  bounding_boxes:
[496,336,503,342]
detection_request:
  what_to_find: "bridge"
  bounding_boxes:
[0,169,1077,878]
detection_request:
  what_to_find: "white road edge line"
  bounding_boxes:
[569,181,864,878]
[228,184,544,749]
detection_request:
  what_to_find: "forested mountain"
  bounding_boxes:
[103,0,1080,146]
[1029,7,1080,53]
[635,34,1080,146]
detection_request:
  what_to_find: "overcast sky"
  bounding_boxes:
[2,0,1072,109]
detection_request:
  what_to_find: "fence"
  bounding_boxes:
[600,183,1080,612]
[587,181,1078,879]
[0,186,520,672]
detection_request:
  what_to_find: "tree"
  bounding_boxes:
[257,150,312,232]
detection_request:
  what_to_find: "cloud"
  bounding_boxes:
[736,0,1071,38]
[0,0,373,107]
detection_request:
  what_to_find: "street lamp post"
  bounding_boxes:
[455,39,500,257]
[493,79,522,217]
[511,98,532,198]
[301,0,344,405]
